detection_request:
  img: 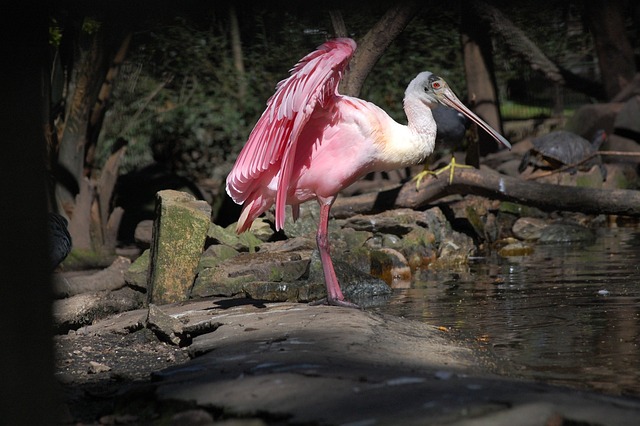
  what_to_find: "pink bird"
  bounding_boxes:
[226,38,511,307]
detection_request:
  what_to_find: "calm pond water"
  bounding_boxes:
[376,226,640,397]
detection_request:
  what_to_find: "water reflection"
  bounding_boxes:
[376,227,640,397]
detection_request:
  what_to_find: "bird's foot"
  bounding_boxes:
[430,157,473,184]
[309,297,360,309]
[412,168,437,190]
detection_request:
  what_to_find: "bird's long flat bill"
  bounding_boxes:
[440,88,512,149]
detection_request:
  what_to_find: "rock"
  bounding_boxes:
[87,361,111,374]
[148,190,212,305]
[370,248,412,288]
[53,256,131,298]
[53,287,145,333]
[399,226,437,269]
[146,302,640,426]
[146,304,185,346]
[240,280,326,303]
[192,250,313,299]
[614,95,640,140]
[604,134,640,170]
[512,217,548,241]
[198,244,240,270]
[283,202,339,238]
[125,249,150,290]
[565,102,624,140]
[603,163,639,189]
[207,222,262,252]
[307,250,391,307]
[498,241,535,257]
[134,219,153,246]
[343,208,423,235]
[245,217,274,242]
[169,409,215,426]
[431,231,475,269]
[538,223,595,244]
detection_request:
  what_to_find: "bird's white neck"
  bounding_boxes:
[378,96,437,168]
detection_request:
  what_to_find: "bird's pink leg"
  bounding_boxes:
[315,198,358,308]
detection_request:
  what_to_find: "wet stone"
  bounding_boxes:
[512,217,548,241]
[538,223,596,244]
[307,250,392,307]
[498,241,535,257]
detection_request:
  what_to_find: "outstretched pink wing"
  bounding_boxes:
[226,38,356,230]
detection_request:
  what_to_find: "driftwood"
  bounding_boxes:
[332,167,640,218]
[52,256,131,298]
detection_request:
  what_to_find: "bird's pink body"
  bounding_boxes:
[226,38,510,306]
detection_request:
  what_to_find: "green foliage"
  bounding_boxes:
[49,18,63,47]
[96,2,609,186]
[98,11,328,183]
[99,16,260,182]
[81,17,102,34]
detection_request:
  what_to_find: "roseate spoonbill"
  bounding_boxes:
[226,38,511,307]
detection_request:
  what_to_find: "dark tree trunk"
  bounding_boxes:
[340,1,423,97]
[55,28,108,214]
[583,0,636,99]
[472,0,606,100]
[461,3,503,156]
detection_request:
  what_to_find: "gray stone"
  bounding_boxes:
[192,250,313,299]
[538,223,595,244]
[307,250,391,307]
[149,302,640,426]
[125,249,150,290]
[207,222,262,252]
[197,244,239,271]
[146,304,185,345]
[512,217,548,241]
[134,219,153,246]
[148,190,212,305]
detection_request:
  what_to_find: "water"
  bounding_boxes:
[376,226,640,397]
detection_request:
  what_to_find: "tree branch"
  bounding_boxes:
[340,1,423,97]
[332,167,640,218]
[472,0,606,100]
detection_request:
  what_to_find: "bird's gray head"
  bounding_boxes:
[405,71,461,108]
[406,71,512,149]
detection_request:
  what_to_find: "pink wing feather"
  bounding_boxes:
[226,38,356,230]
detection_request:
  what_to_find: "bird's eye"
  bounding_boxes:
[432,81,441,89]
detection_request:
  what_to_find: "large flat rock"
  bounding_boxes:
[120,300,640,425]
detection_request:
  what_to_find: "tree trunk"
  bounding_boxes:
[85,33,132,174]
[340,1,423,97]
[55,29,108,214]
[461,3,503,156]
[471,0,606,100]
[583,0,636,99]
[229,5,247,100]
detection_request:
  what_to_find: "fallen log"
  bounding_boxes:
[53,256,131,298]
[332,167,640,218]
